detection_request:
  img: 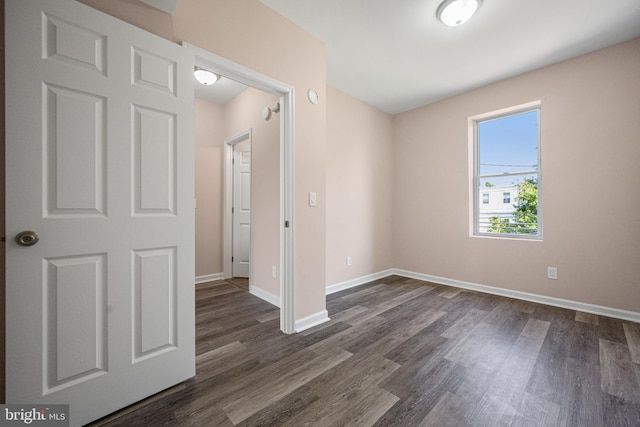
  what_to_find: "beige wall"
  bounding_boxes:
[80,0,328,318]
[326,87,394,285]
[392,38,640,313]
[223,88,280,296]
[194,98,225,278]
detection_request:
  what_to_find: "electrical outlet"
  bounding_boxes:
[346,256,352,267]
[547,267,558,280]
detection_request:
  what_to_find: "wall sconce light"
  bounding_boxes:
[262,103,280,121]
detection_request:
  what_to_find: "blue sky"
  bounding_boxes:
[479,110,539,177]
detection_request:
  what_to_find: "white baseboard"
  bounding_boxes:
[250,285,281,308]
[326,269,395,295]
[295,310,330,333]
[195,273,225,284]
[392,269,640,324]
[325,269,640,324]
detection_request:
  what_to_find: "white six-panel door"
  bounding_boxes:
[232,139,251,278]
[5,1,195,425]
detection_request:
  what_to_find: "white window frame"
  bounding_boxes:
[468,101,543,240]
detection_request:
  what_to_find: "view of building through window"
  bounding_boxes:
[475,107,540,237]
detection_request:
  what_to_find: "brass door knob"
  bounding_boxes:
[15,231,39,247]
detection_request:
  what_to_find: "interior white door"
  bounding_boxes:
[232,139,251,278]
[5,1,195,425]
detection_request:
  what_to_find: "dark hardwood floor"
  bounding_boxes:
[90,276,640,426]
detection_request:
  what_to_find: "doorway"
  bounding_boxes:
[187,43,295,334]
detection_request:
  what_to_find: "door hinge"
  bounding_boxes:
[231,256,234,262]
[285,220,290,228]
[232,207,234,214]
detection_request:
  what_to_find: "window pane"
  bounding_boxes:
[478,110,539,176]
[478,174,538,235]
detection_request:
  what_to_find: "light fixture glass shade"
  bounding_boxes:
[437,0,481,27]
[194,67,219,85]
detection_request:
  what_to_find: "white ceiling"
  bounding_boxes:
[260,0,640,114]
[193,74,247,105]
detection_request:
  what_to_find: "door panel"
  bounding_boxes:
[45,85,107,216]
[5,1,195,425]
[133,105,178,215]
[133,247,177,361]
[45,254,108,393]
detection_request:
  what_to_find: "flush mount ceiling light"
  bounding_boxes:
[194,67,219,85]
[437,0,481,27]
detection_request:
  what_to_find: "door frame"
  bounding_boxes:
[186,43,295,334]
[223,128,252,282]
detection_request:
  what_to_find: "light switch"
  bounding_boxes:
[309,192,317,207]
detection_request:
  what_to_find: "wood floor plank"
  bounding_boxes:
[383,324,449,366]
[438,286,464,299]
[448,311,531,408]
[512,392,560,427]
[440,308,488,339]
[221,348,353,424]
[525,319,571,404]
[468,318,550,426]
[602,393,640,427]
[466,291,503,312]
[280,354,400,427]
[373,358,464,426]
[174,402,234,427]
[338,283,399,307]
[568,320,600,364]
[444,320,499,366]
[317,386,399,427]
[599,316,628,344]
[239,352,399,427]
[503,298,538,314]
[418,391,466,427]
[576,311,600,325]
[308,315,389,354]
[196,340,246,365]
[560,357,602,426]
[254,309,280,323]
[443,307,529,370]
[174,359,264,417]
[599,338,640,403]
[343,309,446,355]
[345,285,436,327]
[623,322,640,364]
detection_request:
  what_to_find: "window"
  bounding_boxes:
[471,102,541,238]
